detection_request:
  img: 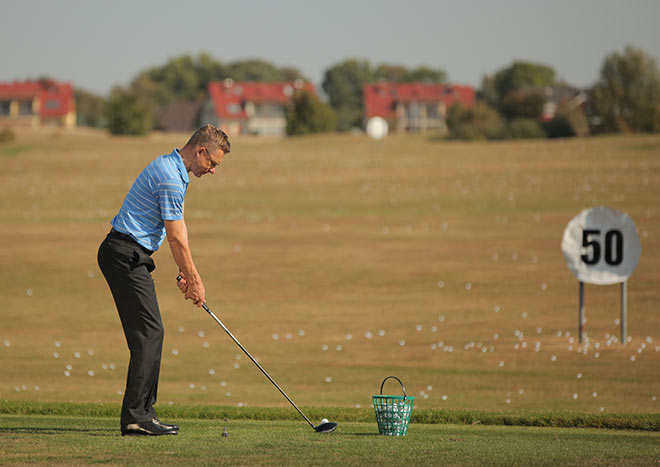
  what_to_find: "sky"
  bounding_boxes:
[1,0,659,96]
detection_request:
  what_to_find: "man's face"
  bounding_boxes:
[192,146,225,177]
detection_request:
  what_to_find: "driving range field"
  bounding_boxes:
[1,128,659,464]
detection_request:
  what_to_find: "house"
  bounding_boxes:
[158,99,202,132]
[364,82,476,132]
[202,79,316,136]
[537,86,587,122]
[0,79,76,128]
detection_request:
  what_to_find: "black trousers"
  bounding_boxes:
[97,230,163,426]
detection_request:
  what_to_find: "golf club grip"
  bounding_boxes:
[175,275,208,310]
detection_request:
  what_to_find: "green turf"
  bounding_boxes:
[2,400,658,431]
[1,415,659,466]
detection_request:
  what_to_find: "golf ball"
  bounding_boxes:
[321,418,329,424]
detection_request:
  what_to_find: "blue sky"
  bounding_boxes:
[1,0,659,95]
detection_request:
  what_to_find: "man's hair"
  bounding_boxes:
[184,124,231,154]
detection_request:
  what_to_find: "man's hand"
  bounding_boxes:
[176,272,189,293]
[176,273,205,307]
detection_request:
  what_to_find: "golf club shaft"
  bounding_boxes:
[201,303,315,429]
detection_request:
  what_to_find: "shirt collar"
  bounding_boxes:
[173,148,190,185]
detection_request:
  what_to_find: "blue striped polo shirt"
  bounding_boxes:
[111,149,189,251]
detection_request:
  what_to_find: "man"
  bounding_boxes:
[97,124,231,436]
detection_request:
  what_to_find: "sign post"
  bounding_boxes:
[579,281,585,343]
[621,281,627,342]
[561,207,641,344]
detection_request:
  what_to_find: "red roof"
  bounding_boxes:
[0,80,74,117]
[364,82,476,119]
[208,80,316,120]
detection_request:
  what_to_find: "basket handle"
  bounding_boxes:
[380,375,407,400]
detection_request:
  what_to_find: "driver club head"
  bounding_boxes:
[314,421,338,433]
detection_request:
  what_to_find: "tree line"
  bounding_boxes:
[74,45,660,138]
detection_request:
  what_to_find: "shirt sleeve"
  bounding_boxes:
[158,179,185,221]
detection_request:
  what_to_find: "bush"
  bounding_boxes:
[447,102,504,140]
[560,102,590,137]
[105,88,154,136]
[0,127,16,144]
[499,93,545,120]
[449,123,489,141]
[542,116,576,138]
[286,90,337,135]
[502,118,546,139]
[75,89,107,128]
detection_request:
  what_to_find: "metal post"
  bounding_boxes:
[621,281,627,345]
[579,281,584,344]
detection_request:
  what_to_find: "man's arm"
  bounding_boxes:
[165,218,205,306]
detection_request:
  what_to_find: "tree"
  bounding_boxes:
[105,87,153,135]
[132,54,201,107]
[591,45,660,133]
[322,59,374,131]
[125,53,306,132]
[492,61,557,99]
[407,66,448,83]
[373,64,410,82]
[498,92,545,120]
[286,91,337,135]
[374,64,447,83]
[482,61,557,111]
[228,59,305,82]
[322,60,448,131]
[75,88,106,127]
[131,54,305,106]
[196,52,230,91]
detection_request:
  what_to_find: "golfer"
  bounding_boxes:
[97,124,231,436]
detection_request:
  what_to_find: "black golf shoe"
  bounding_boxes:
[152,418,179,431]
[121,420,178,436]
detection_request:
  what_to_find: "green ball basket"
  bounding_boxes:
[372,376,415,436]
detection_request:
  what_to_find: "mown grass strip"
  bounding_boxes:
[2,400,658,431]
[0,144,32,157]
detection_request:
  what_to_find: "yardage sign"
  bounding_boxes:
[561,207,641,285]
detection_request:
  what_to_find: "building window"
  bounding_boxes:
[406,102,421,120]
[19,100,33,115]
[45,99,61,110]
[227,103,241,114]
[0,100,10,116]
[253,104,284,118]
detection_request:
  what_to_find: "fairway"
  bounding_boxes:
[2,415,659,466]
[1,128,659,416]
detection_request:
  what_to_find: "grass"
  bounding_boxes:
[2,400,659,431]
[2,414,660,466]
[1,128,659,417]
[0,144,32,157]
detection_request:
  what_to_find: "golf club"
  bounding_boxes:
[177,275,337,434]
